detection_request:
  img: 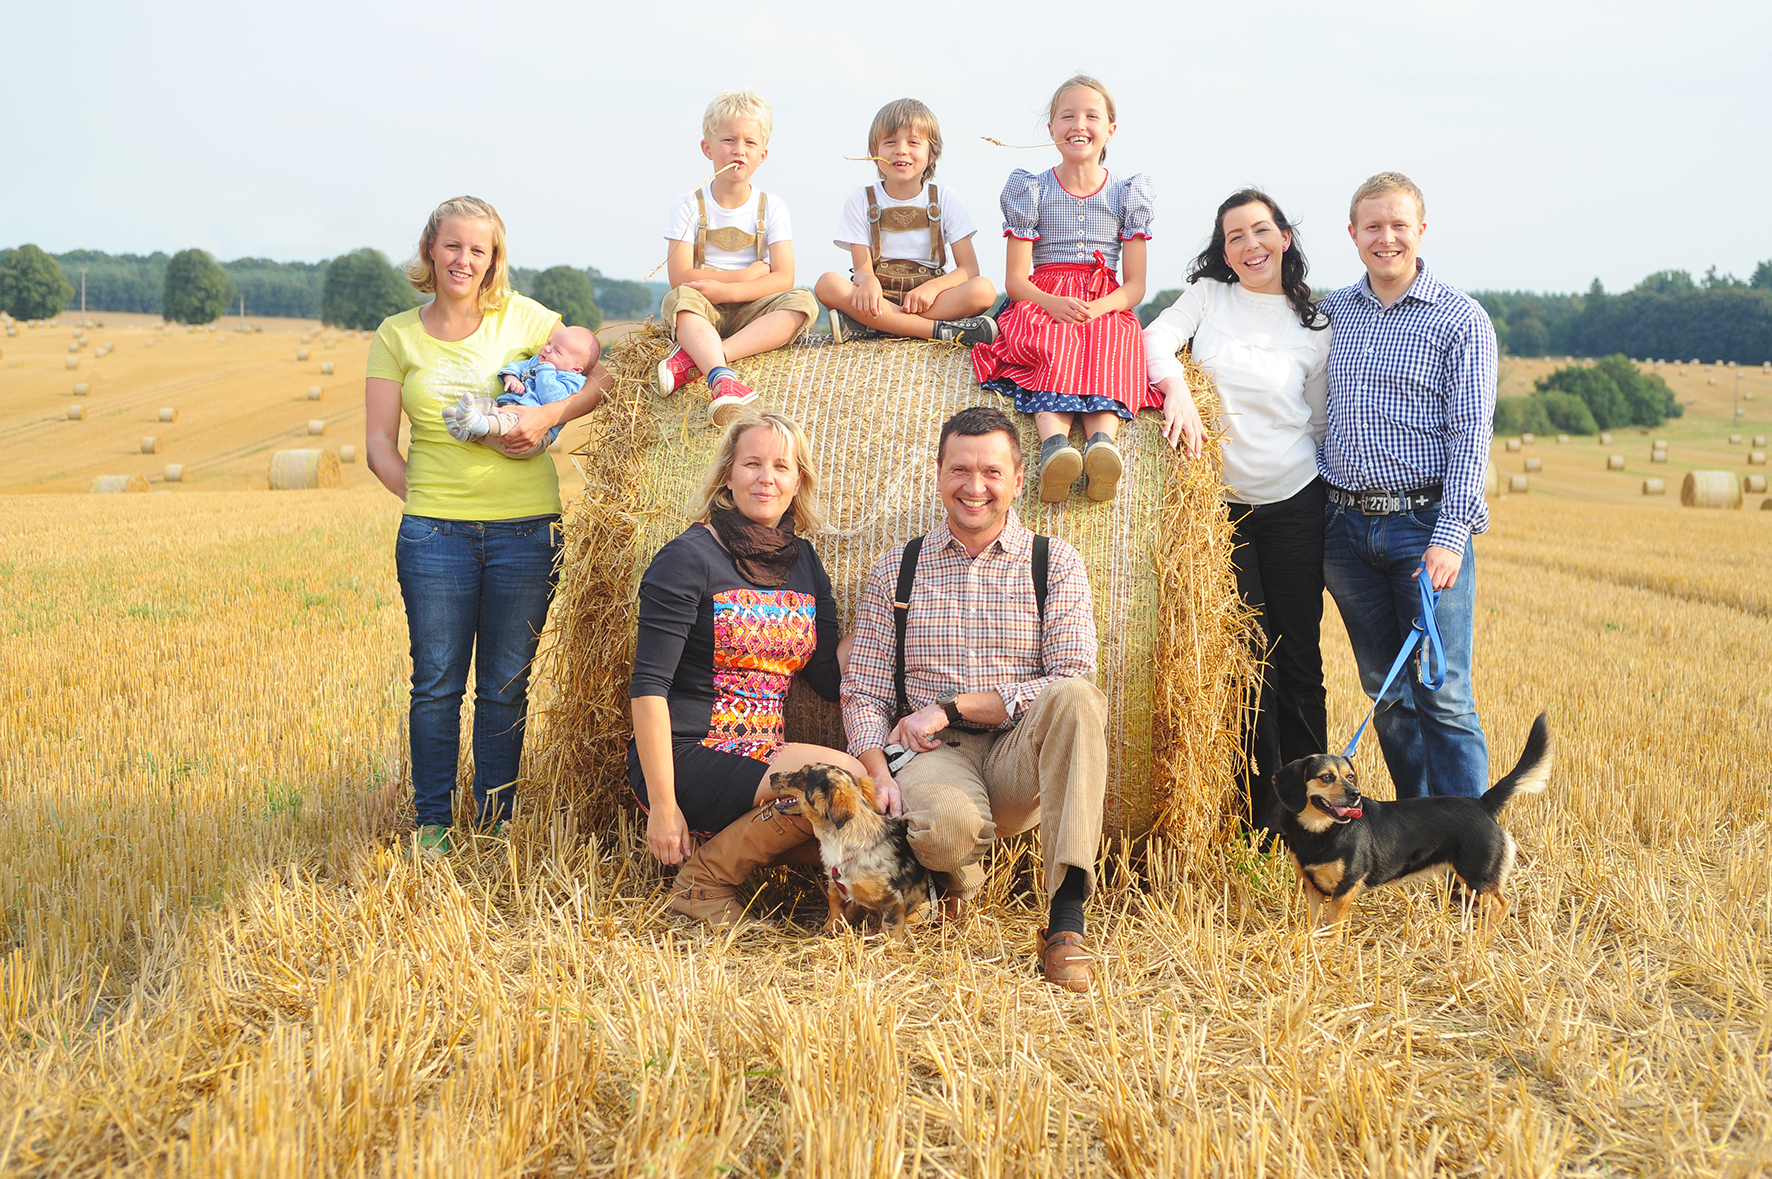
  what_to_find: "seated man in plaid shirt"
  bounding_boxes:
[841,406,1107,992]
[1318,172,1498,799]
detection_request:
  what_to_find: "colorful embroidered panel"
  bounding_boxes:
[703,588,818,760]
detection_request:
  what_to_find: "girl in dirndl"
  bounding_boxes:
[972,74,1160,504]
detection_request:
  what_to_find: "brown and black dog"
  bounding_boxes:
[1271,712,1552,933]
[769,763,937,941]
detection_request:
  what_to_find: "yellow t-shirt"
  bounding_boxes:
[367,294,562,520]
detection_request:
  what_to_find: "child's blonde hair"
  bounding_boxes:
[404,196,512,314]
[1046,74,1117,163]
[1348,172,1427,225]
[702,90,773,145]
[867,98,943,182]
[691,409,826,534]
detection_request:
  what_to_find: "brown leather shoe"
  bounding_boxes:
[1039,928,1094,993]
[669,803,816,927]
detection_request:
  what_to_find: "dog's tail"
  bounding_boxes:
[1479,712,1552,818]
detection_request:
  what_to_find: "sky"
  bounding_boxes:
[3,0,1769,297]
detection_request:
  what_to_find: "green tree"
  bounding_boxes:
[1509,315,1549,356]
[1137,288,1184,328]
[1753,260,1772,290]
[321,248,419,330]
[162,248,235,324]
[528,265,601,331]
[1536,354,1681,429]
[0,243,75,319]
[1635,270,1694,295]
[589,271,656,320]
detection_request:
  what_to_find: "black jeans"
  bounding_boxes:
[1226,478,1328,829]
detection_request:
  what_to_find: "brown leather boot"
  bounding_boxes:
[1039,928,1095,992]
[669,803,817,926]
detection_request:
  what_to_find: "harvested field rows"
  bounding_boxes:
[0,490,1767,1176]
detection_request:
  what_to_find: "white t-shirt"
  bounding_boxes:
[834,182,978,269]
[1143,278,1331,506]
[663,184,793,272]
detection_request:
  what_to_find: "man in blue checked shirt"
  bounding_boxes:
[1317,172,1497,799]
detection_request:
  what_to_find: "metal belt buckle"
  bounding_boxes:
[1358,490,1395,515]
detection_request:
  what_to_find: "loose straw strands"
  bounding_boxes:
[641,162,746,280]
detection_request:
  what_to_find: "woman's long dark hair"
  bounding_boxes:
[1187,189,1325,331]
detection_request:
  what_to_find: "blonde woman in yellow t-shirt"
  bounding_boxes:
[366,195,611,855]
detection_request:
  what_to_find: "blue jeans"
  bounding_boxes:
[395,514,560,827]
[1322,502,1487,798]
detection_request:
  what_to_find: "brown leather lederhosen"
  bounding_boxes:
[692,189,769,270]
[865,184,945,302]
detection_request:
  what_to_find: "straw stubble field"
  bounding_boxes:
[0,484,1767,1176]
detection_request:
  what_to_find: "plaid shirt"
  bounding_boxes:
[841,511,1097,756]
[1317,261,1497,554]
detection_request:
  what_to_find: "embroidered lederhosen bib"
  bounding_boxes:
[866,184,946,302]
[692,189,769,270]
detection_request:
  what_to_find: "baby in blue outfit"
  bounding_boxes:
[443,324,599,457]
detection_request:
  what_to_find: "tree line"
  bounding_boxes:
[1136,262,1772,364]
[0,245,665,329]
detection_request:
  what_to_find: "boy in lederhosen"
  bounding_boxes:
[814,98,999,347]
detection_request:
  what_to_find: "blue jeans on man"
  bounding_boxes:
[1322,501,1487,798]
[394,514,560,827]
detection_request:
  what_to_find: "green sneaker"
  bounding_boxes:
[479,821,509,841]
[412,824,452,858]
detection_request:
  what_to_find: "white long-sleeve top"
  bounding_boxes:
[1144,278,1331,505]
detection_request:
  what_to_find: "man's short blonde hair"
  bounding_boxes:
[868,98,943,182]
[702,90,773,145]
[1348,172,1426,225]
[404,195,512,315]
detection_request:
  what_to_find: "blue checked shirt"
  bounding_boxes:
[1317,261,1497,554]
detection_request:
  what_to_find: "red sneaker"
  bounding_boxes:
[655,346,700,395]
[708,376,758,428]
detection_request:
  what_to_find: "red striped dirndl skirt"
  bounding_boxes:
[971,252,1161,418]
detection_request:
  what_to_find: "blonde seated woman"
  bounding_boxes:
[627,410,866,924]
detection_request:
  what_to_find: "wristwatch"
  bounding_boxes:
[937,693,964,726]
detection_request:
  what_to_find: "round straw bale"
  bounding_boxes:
[1505,438,1521,452]
[73,382,88,395]
[1642,478,1665,495]
[308,419,326,435]
[1747,392,1757,401]
[268,448,341,490]
[1520,432,1535,446]
[1650,449,1668,462]
[1607,455,1625,470]
[158,408,178,422]
[1682,471,1741,508]
[145,338,156,347]
[1523,457,1542,472]
[164,464,185,482]
[308,386,323,400]
[529,325,1259,852]
[1750,451,1767,465]
[141,437,161,454]
[297,348,309,361]
[338,445,356,463]
[300,334,311,344]
[1556,433,1569,444]
[67,343,79,353]
[1763,498,1772,510]
[1755,436,1767,447]
[67,405,86,420]
[1709,377,1717,385]
[66,357,78,369]
[91,475,149,494]
[1508,475,1529,493]
[1484,459,1498,498]
[4,328,13,337]
[1744,474,1767,494]
[1730,434,1743,444]
[321,362,334,375]
[1599,431,1612,444]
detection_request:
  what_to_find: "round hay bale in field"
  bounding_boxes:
[1524,457,1542,472]
[1642,478,1665,496]
[1520,432,1535,445]
[1755,435,1767,448]
[67,343,79,353]
[1600,431,1612,444]
[300,334,311,344]
[307,419,326,435]
[338,445,356,463]
[1651,449,1668,463]
[1749,451,1767,465]
[1731,434,1743,444]
[73,382,88,395]
[145,338,156,348]
[297,348,309,361]
[65,357,78,370]
[526,325,1259,858]
[1508,475,1529,493]
[1682,471,1741,508]
[308,386,323,400]
[1607,455,1625,470]
[141,437,161,454]
[67,405,86,420]
[1484,459,1498,498]
[92,475,149,493]
[164,464,185,482]
[158,408,178,422]
[268,448,341,490]
[1763,498,1772,510]
[1556,433,1569,444]
[1743,474,1767,494]
[321,362,334,375]
[1505,438,1522,452]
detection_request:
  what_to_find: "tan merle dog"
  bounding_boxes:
[1271,713,1552,933]
[769,763,936,941]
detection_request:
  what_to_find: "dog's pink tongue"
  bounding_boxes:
[1331,804,1363,818]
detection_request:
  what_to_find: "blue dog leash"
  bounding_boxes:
[1340,562,1446,758]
